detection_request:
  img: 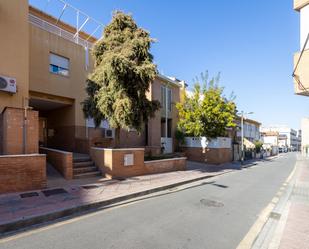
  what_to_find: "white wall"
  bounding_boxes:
[301,4,309,50]
[184,137,231,149]
[263,136,278,146]
[301,118,309,150]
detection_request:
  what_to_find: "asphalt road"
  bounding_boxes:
[0,153,297,249]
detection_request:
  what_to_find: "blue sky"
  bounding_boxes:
[29,0,307,129]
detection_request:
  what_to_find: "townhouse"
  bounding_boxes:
[0,0,182,157]
[235,117,261,143]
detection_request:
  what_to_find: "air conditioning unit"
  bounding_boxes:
[0,75,17,94]
[104,128,115,138]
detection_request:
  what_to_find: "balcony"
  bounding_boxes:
[294,0,309,10]
[28,14,94,49]
[294,50,309,96]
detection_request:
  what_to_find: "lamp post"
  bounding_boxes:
[237,111,254,164]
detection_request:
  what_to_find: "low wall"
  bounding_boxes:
[0,154,46,194]
[90,147,105,174]
[182,147,232,164]
[144,157,186,174]
[40,147,73,180]
[91,147,187,179]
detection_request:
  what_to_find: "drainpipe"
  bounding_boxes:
[23,97,28,154]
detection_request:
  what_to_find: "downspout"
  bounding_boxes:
[23,97,28,154]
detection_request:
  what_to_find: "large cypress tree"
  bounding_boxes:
[83,11,160,146]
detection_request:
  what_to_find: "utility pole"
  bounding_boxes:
[238,111,254,164]
[241,111,244,164]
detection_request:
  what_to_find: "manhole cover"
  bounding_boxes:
[199,199,224,207]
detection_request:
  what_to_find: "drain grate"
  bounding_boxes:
[269,212,281,220]
[42,188,68,197]
[82,185,100,190]
[20,192,39,198]
[199,199,224,207]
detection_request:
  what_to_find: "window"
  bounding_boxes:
[160,86,172,112]
[49,53,69,76]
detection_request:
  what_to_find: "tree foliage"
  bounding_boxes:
[82,11,160,133]
[176,72,237,139]
[254,141,263,153]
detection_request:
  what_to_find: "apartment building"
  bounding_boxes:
[0,0,181,156]
[261,125,299,150]
[293,0,309,95]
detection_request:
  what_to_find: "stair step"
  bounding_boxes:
[74,171,101,179]
[73,156,91,163]
[73,161,94,168]
[73,166,98,174]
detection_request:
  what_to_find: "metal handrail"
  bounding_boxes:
[28,14,94,49]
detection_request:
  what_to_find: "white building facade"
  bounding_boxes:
[301,118,309,153]
[260,125,299,151]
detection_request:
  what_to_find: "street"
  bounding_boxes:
[0,153,296,249]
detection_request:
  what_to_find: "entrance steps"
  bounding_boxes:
[73,154,101,179]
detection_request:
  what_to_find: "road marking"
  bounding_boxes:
[236,162,297,249]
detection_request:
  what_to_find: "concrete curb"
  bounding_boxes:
[0,170,233,235]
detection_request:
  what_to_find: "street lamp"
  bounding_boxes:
[237,111,254,164]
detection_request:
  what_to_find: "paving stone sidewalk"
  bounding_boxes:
[278,156,309,249]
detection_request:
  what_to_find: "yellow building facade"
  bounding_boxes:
[0,0,182,155]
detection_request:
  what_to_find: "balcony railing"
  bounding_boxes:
[28,14,94,49]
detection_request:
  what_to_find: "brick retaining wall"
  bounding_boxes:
[40,147,73,180]
[144,157,186,174]
[0,154,46,194]
[91,147,187,179]
[182,147,232,164]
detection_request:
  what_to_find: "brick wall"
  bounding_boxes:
[40,147,73,180]
[0,113,3,154]
[183,147,232,164]
[144,157,186,174]
[0,154,46,194]
[2,107,39,155]
[91,147,187,179]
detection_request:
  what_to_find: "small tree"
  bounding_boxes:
[82,11,160,146]
[176,72,237,139]
[254,141,263,153]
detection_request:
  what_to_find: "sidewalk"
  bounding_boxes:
[277,155,309,249]
[250,154,309,249]
[0,160,242,234]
